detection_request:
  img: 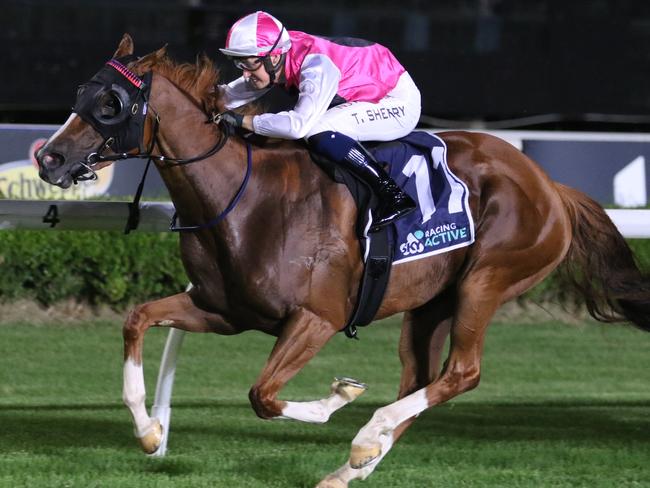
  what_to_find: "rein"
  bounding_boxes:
[83,113,233,169]
[87,113,244,234]
[169,139,253,232]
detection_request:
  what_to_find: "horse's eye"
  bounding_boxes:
[97,91,123,119]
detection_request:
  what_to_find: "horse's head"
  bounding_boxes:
[35,34,166,188]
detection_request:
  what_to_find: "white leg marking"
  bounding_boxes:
[320,434,395,486]
[353,389,428,449]
[280,394,349,423]
[321,389,429,485]
[330,434,393,483]
[278,377,366,423]
[123,357,154,437]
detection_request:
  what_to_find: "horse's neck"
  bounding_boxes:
[150,77,247,219]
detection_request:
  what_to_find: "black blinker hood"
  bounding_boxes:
[73,55,152,153]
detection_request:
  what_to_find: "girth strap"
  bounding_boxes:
[342,224,395,338]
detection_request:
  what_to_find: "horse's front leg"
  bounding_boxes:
[249,307,366,424]
[122,291,232,454]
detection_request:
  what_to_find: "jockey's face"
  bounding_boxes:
[235,55,282,90]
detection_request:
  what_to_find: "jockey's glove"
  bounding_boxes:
[220,110,244,128]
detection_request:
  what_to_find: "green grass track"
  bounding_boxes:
[1,316,649,487]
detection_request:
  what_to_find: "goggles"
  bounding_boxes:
[230,56,264,71]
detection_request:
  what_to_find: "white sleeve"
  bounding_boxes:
[221,77,271,110]
[252,54,341,139]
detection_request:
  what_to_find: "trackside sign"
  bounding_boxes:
[0,124,167,200]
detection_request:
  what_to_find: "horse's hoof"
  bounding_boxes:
[315,475,348,488]
[333,377,368,403]
[137,418,163,454]
[349,443,381,469]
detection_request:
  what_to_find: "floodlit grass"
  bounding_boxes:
[1,316,650,487]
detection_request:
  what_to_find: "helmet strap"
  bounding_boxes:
[263,53,285,84]
[260,26,286,84]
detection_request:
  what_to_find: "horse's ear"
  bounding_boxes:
[113,33,134,58]
[135,45,168,71]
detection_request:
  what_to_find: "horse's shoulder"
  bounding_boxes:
[245,137,337,189]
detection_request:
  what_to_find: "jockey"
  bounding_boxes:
[219,10,420,231]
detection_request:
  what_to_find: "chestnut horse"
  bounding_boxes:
[36,35,650,487]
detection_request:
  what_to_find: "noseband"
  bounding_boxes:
[72,57,251,234]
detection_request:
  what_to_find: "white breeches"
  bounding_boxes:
[306,72,422,142]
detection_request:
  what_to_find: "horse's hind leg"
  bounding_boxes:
[249,307,365,424]
[339,248,567,482]
[397,288,456,396]
[123,291,232,454]
[339,198,572,477]
[345,278,500,471]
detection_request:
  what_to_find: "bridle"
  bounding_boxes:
[72,57,252,234]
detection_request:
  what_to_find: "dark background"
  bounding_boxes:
[2,0,650,130]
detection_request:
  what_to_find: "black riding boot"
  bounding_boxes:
[342,144,416,231]
[307,131,416,231]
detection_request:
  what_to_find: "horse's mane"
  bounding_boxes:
[138,53,225,115]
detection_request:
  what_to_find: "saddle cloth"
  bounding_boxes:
[369,131,475,265]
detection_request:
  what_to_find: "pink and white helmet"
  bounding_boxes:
[220,11,291,57]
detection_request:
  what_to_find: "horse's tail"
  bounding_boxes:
[554,183,650,331]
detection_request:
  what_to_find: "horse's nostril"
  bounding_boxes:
[40,152,65,169]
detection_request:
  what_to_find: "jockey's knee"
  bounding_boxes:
[307,131,356,162]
